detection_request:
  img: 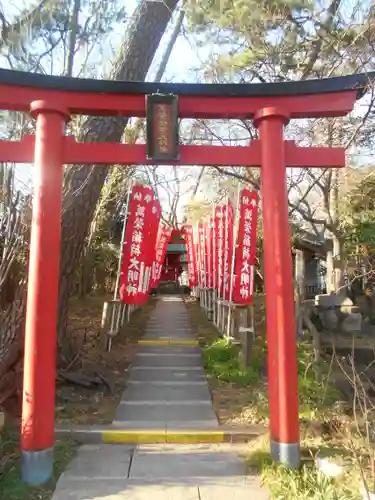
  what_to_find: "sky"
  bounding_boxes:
[3,0,209,207]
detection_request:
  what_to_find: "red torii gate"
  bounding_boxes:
[0,69,371,485]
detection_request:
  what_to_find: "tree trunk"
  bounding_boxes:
[326,120,344,293]
[65,0,81,77]
[330,167,343,291]
[58,0,178,340]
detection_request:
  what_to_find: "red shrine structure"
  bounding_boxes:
[159,229,187,286]
[0,68,372,485]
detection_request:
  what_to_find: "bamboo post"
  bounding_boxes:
[227,184,241,337]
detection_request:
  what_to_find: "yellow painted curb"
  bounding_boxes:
[102,430,166,444]
[170,339,199,346]
[138,340,169,346]
[138,339,199,346]
[166,431,224,444]
[101,430,225,444]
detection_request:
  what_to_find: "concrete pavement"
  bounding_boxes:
[52,296,269,499]
[52,443,268,499]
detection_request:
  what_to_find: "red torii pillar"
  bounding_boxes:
[0,70,363,483]
[254,107,300,466]
[20,101,69,485]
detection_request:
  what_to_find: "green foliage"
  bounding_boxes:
[2,0,126,76]
[204,337,340,417]
[296,342,341,418]
[203,338,262,385]
[341,171,375,251]
[253,458,360,500]
[185,0,374,82]
[247,437,361,499]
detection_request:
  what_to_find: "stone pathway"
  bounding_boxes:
[113,296,217,431]
[52,296,269,499]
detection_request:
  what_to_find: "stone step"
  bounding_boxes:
[129,367,207,382]
[123,400,211,406]
[127,381,207,386]
[53,476,268,500]
[143,334,195,342]
[128,445,247,479]
[128,367,207,382]
[136,345,201,355]
[133,354,202,368]
[111,420,220,430]
[145,326,192,332]
[114,402,217,424]
[138,339,199,347]
[147,317,190,321]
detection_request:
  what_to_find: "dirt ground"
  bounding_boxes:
[55,295,156,425]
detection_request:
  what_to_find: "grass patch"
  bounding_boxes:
[203,338,262,385]
[295,342,343,420]
[0,425,77,499]
[247,435,362,500]
[203,335,341,421]
[260,462,359,500]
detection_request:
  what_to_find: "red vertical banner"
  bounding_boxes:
[184,225,198,288]
[143,199,161,295]
[151,226,172,288]
[209,217,215,288]
[150,226,162,289]
[211,213,217,290]
[198,222,207,288]
[204,219,214,288]
[119,184,154,304]
[194,237,200,287]
[232,190,259,304]
[223,202,235,301]
[213,206,224,292]
[203,224,210,288]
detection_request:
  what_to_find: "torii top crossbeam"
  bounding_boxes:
[0,68,373,118]
[0,69,373,167]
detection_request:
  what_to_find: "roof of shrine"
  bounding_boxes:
[1,69,374,99]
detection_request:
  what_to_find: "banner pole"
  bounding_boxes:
[202,222,207,312]
[206,219,211,317]
[227,184,241,338]
[217,205,224,333]
[113,179,133,301]
[204,220,209,316]
[212,203,217,325]
[194,222,202,307]
[222,196,230,337]
[108,180,133,352]
[216,208,221,330]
